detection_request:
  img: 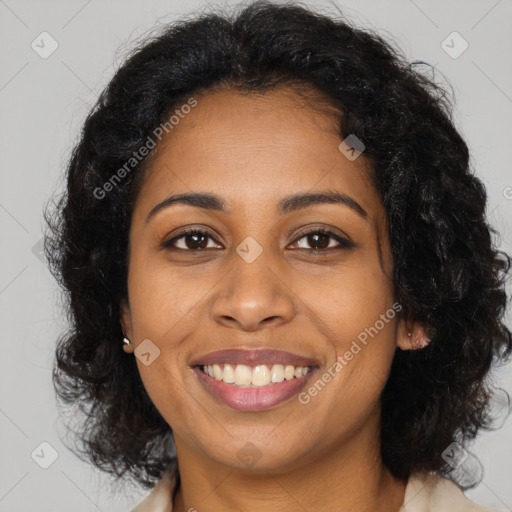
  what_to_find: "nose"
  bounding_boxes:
[211,251,296,332]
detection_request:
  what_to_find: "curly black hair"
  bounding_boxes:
[44,0,512,491]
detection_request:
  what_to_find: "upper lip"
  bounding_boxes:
[190,348,320,367]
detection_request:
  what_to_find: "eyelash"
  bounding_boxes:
[161,227,354,253]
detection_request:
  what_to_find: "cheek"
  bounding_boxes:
[294,264,398,413]
[124,259,197,422]
[126,255,212,342]
[137,364,200,442]
[292,261,395,351]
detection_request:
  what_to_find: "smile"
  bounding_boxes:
[191,348,320,411]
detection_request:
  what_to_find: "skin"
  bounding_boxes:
[120,86,425,512]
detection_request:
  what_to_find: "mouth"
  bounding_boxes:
[190,349,320,411]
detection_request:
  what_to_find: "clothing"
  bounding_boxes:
[130,465,499,511]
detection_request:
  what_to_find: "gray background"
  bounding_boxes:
[1,0,511,511]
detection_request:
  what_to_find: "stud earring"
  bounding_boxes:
[409,327,430,350]
[122,337,134,354]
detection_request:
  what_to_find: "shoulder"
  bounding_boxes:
[401,471,500,512]
[130,464,177,512]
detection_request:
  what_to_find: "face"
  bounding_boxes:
[121,86,412,473]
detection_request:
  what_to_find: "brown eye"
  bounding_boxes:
[291,229,354,252]
[162,229,220,250]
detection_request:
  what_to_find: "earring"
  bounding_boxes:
[122,337,134,354]
[410,328,430,350]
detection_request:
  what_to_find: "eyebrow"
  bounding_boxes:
[145,190,368,224]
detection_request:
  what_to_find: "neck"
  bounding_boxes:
[171,409,407,512]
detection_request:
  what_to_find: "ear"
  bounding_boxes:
[396,314,430,351]
[119,298,133,340]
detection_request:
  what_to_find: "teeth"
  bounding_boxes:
[223,363,235,383]
[284,365,295,380]
[213,364,223,380]
[201,363,311,387]
[252,365,271,386]
[270,364,284,383]
[234,364,252,386]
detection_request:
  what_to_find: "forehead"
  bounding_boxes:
[135,86,383,224]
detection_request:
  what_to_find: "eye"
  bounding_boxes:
[289,228,354,252]
[161,228,221,251]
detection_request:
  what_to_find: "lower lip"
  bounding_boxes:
[194,367,317,411]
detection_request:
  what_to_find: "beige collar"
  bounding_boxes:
[131,466,497,512]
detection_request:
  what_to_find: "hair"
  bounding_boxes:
[44,0,512,491]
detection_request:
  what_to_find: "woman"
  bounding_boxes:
[44,1,512,511]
